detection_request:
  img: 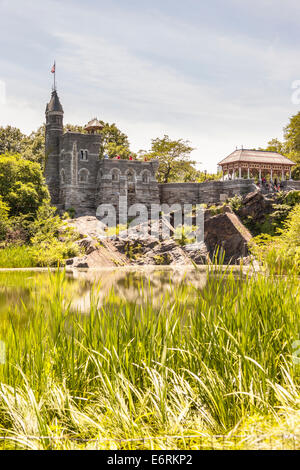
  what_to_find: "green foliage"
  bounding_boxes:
[282,190,300,206]
[284,112,300,163]
[269,204,292,225]
[0,245,36,268]
[250,203,300,273]
[197,171,221,183]
[0,202,80,267]
[0,154,49,216]
[124,241,143,260]
[0,267,299,448]
[173,225,196,246]
[141,135,196,183]
[260,112,300,173]
[105,223,128,238]
[100,122,135,159]
[207,203,226,215]
[28,203,79,267]
[64,207,76,219]
[260,138,284,154]
[0,125,46,166]
[153,253,172,265]
[229,195,243,212]
[0,126,26,154]
[0,197,10,241]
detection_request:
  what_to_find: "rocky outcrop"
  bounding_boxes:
[113,236,193,266]
[204,211,252,263]
[67,216,106,239]
[237,191,274,224]
[66,211,252,267]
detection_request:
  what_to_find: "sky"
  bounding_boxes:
[0,0,300,172]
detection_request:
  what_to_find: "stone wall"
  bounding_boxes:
[281,180,300,191]
[96,159,160,220]
[45,113,63,206]
[59,132,102,215]
[159,180,257,206]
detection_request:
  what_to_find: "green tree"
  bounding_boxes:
[100,122,135,159]
[141,135,196,183]
[0,126,26,154]
[22,125,46,166]
[196,171,221,183]
[0,154,49,216]
[0,125,46,166]
[261,138,284,154]
[283,112,300,161]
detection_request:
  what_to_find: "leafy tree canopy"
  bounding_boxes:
[0,125,46,166]
[140,135,197,183]
[260,112,300,180]
[0,154,49,216]
[0,126,26,154]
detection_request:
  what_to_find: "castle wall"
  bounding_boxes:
[45,113,63,205]
[96,159,160,221]
[281,180,300,191]
[159,180,257,206]
[59,132,102,215]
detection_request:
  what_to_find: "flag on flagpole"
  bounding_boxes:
[51,63,55,74]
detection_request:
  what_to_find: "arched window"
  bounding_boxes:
[60,169,65,184]
[142,170,150,183]
[80,150,88,161]
[78,168,89,183]
[112,169,120,182]
[126,170,136,183]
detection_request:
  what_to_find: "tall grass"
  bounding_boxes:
[0,265,299,449]
[0,246,37,268]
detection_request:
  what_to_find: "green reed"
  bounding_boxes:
[0,264,299,449]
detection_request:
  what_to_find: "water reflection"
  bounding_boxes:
[0,268,208,316]
[69,268,208,312]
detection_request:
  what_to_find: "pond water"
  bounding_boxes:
[0,268,207,314]
[0,266,246,321]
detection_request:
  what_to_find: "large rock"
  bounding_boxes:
[113,235,192,265]
[204,212,252,263]
[237,191,273,222]
[67,216,106,239]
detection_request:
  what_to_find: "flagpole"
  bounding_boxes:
[54,61,56,91]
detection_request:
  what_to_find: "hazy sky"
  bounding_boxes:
[0,0,300,171]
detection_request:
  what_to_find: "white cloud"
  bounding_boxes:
[1,0,300,171]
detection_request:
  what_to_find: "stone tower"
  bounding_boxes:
[45,90,64,205]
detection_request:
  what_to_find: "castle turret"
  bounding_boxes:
[45,90,64,205]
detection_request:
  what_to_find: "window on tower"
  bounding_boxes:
[80,150,89,161]
[79,168,89,183]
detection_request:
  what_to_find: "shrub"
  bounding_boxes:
[173,225,196,246]
[229,194,243,212]
[249,203,300,273]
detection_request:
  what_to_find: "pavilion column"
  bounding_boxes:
[239,167,242,179]
[247,167,250,179]
[232,168,235,180]
[270,168,273,182]
[281,169,285,181]
[290,168,292,180]
[259,168,262,181]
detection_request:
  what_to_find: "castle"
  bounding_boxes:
[45,89,300,219]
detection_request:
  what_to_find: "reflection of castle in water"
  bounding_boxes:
[67,268,208,313]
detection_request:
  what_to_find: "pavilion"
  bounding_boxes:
[218,149,295,181]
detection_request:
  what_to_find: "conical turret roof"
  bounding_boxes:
[46,90,63,113]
